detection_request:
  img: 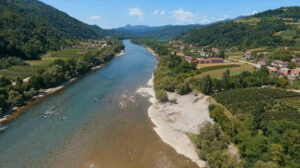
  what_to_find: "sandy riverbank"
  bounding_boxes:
[146,47,159,58]
[137,76,213,168]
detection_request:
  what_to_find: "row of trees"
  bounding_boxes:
[0,40,124,116]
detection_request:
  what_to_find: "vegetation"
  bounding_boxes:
[179,7,300,50]
[0,40,124,116]
[211,88,300,167]
[0,0,107,60]
[192,122,240,168]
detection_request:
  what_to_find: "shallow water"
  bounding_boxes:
[0,40,198,168]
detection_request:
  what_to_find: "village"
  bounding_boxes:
[168,40,300,79]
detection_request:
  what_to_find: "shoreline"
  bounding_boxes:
[137,76,212,168]
[145,47,159,58]
[0,50,124,125]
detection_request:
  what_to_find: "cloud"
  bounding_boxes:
[172,9,210,24]
[129,8,144,20]
[153,10,159,15]
[173,9,195,23]
[160,11,166,15]
[252,11,258,15]
[218,14,230,21]
[89,16,100,20]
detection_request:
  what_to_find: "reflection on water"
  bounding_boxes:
[0,40,198,168]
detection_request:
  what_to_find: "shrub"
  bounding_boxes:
[155,89,168,102]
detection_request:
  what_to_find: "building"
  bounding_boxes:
[291,58,300,67]
[184,56,194,63]
[268,67,278,74]
[271,60,289,68]
[199,58,224,64]
[244,51,253,60]
[211,48,220,53]
[290,68,300,77]
[278,68,291,76]
[256,59,267,69]
[176,53,185,57]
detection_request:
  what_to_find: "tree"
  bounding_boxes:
[155,89,168,102]
[276,78,288,88]
[270,144,283,164]
[7,90,24,107]
[288,62,296,69]
[23,88,38,99]
[254,161,278,168]
[200,75,213,95]
[176,82,191,95]
[222,69,231,90]
[0,77,11,87]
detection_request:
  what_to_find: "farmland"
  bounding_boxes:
[194,63,255,79]
[0,48,87,80]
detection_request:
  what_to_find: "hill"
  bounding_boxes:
[111,24,202,39]
[0,0,107,60]
[178,6,300,50]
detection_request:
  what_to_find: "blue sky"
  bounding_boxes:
[40,0,300,29]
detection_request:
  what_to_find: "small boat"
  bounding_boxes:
[0,125,8,134]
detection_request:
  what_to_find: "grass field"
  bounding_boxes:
[0,48,87,80]
[194,63,255,79]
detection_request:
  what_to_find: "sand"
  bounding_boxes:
[137,76,213,168]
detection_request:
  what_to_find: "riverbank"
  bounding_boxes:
[145,47,159,58]
[137,76,212,168]
[0,50,125,125]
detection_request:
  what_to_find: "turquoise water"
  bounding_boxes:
[0,40,198,168]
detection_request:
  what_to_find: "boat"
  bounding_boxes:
[0,125,8,134]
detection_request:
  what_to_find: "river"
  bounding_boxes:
[0,40,198,168]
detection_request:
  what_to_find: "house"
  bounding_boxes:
[200,58,224,64]
[278,68,291,76]
[176,53,185,57]
[244,51,253,60]
[290,68,300,77]
[184,56,194,63]
[268,67,278,74]
[191,49,196,53]
[256,59,267,69]
[291,58,300,67]
[271,60,289,68]
[211,48,220,53]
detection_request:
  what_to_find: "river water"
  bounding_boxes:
[0,40,198,168]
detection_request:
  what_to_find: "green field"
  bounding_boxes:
[0,49,87,80]
[193,63,255,79]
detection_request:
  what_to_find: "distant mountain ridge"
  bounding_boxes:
[111,24,203,38]
[0,0,107,59]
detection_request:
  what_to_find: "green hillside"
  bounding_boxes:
[179,6,300,50]
[0,0,107,60]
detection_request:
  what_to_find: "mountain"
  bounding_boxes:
[178,6,300,49]
[111,24,203,39]
[0,0,107,59]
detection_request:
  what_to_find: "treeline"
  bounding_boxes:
[0,57,28,70]
[210,88,300,167]
[0,0,107,59]
[0,40,124,115]
[179,18,293,49]
[193,66,282,95]
[254,6,300,18]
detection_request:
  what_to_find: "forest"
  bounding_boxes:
[0,0,107,60]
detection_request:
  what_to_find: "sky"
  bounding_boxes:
[40,0,300,29]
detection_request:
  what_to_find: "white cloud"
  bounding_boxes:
[129,8,144,20]
[172,9,210,24]
[173,9,195,23]
[89,16,100,20]
[160,11,166,15]
[218,14,230,21]
[252,11,258,15]
[153,10,159,15]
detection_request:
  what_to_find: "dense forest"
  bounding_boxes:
[0,0,107,60]
[179,7,300,49]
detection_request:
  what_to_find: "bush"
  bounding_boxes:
[176,82,191,95]
[155,89,168,102]
[8,90,24,107]
[24,88,38,99]
[0,77,11,87]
